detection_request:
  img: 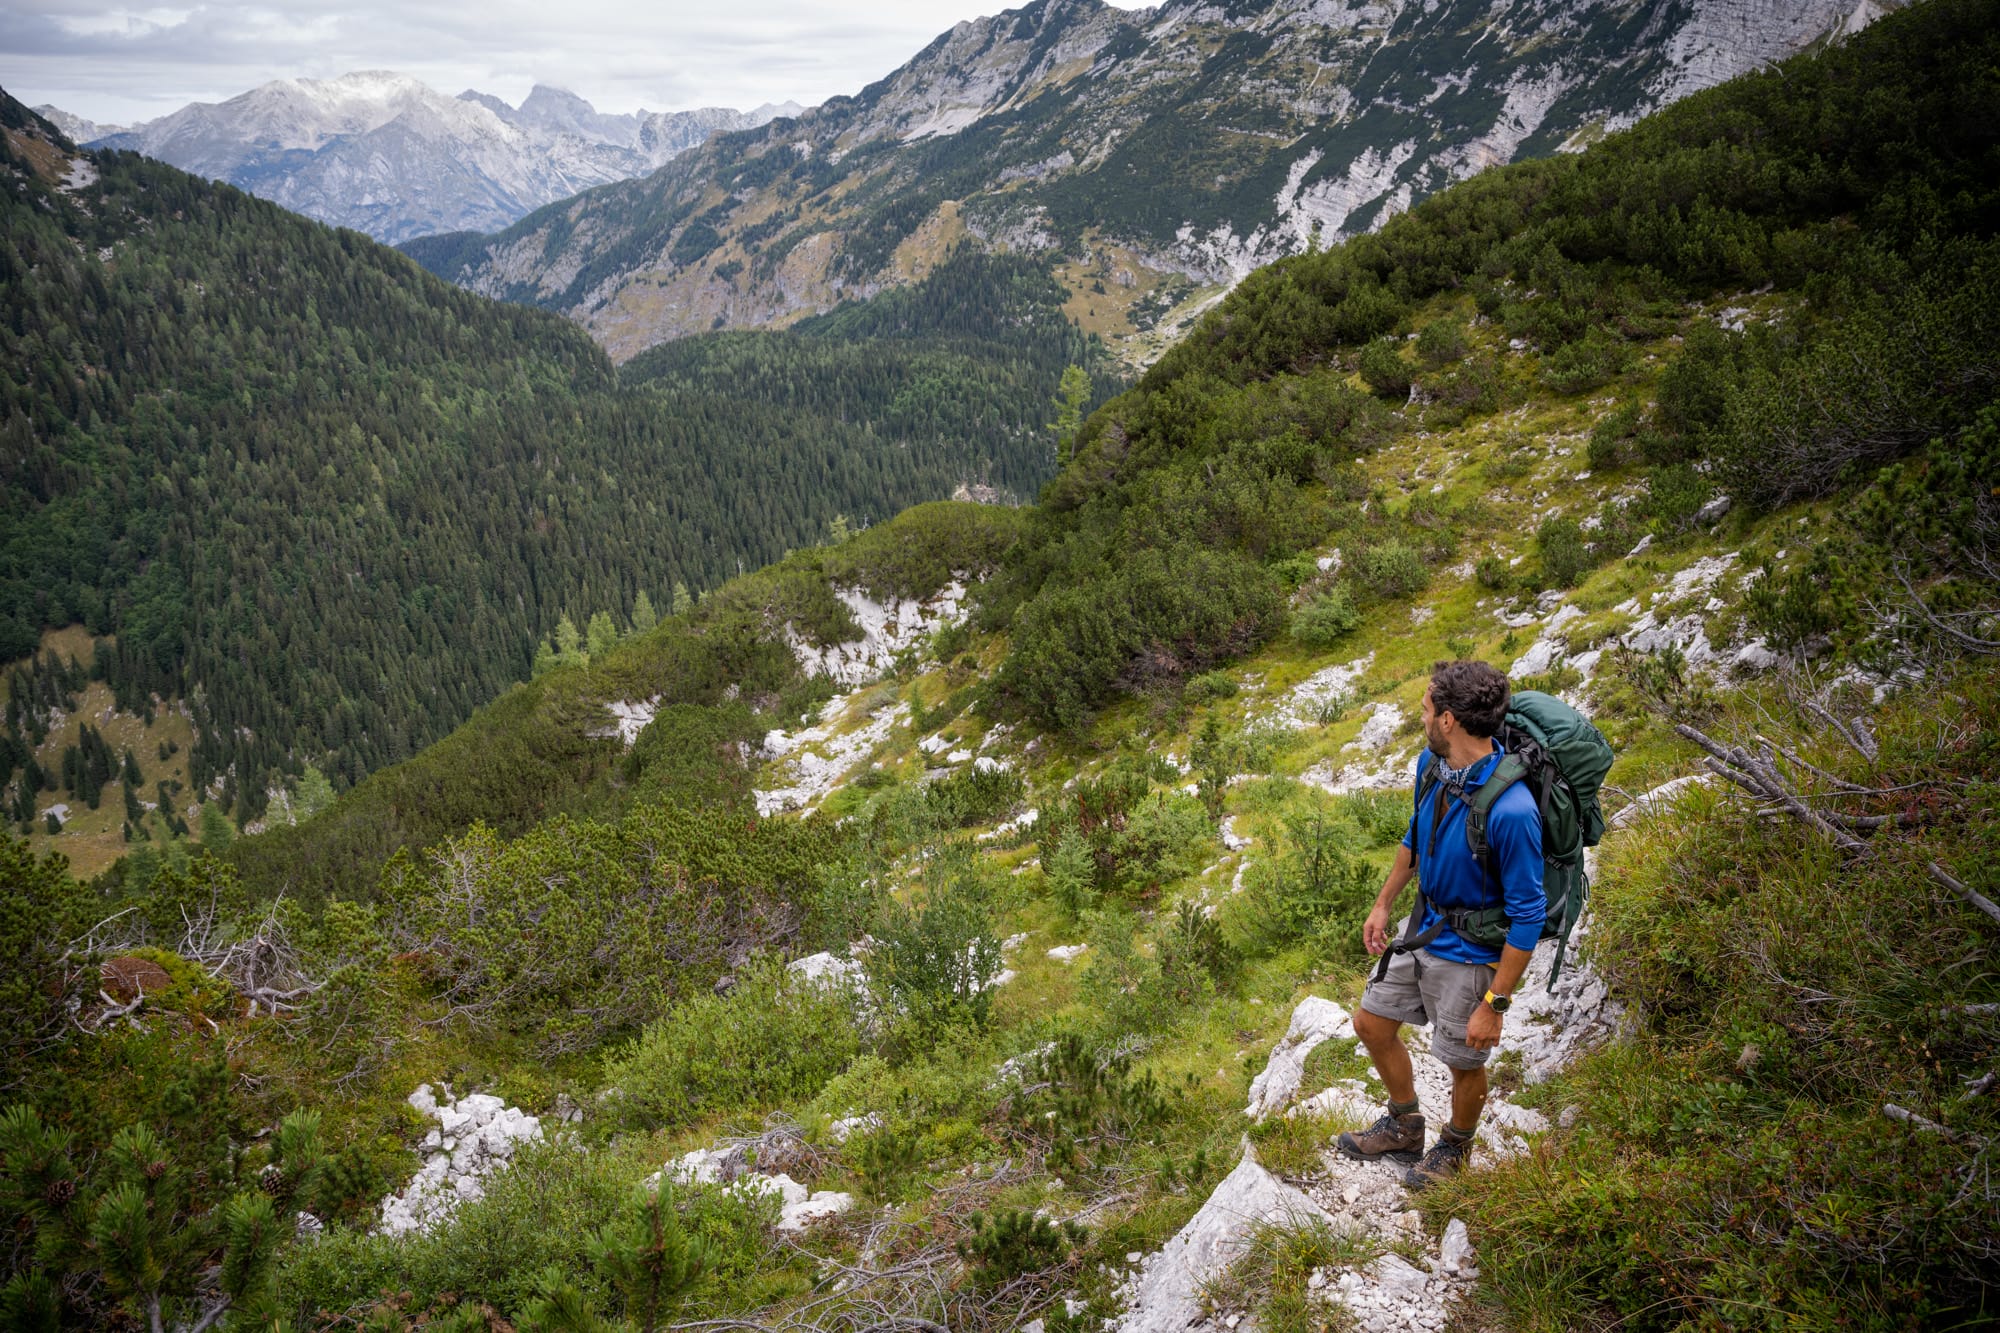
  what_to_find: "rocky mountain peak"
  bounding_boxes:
[83,71,786,244]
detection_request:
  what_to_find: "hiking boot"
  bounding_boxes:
[1335,1109,1425,1165]
[1401,1129,1474,1190]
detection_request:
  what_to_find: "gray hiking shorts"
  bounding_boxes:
[1359,936,1497,1071]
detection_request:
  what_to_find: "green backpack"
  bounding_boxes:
[1383,690,1614,986]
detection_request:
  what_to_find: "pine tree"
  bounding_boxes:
[671,582,693,617]
[631,591,658,636]
[1050,363,1091,463]
[586,1185,707,1333]
[553,616,586,668]
[586,611,620,663]
[293,764,335,820]
[198,803,233,850]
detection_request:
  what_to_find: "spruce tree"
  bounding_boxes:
[585,611,620,663]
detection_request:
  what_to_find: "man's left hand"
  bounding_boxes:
[1465,1002,1503,1051]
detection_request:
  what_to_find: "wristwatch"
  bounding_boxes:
[1483,988,1512,1014]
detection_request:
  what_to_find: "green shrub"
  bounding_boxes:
[1587,402,1643,472]
[923,765,1024,829]
[605,958,863,1130]
[1539,326,1630,394]
[1290,585,1363,647]
[0,838,89,1070]
[1357,543,1428,600]
[1642,463,1710,534]
[957,1209,1085,1288]
[280,1143,772,1325]
[1183,670,1240,706]
[1155,900,1238,1002]
[1001,544,1281,731]
[1102,790,1213,897]
[1224,807,1376,958]
[1357,337,1412,398]
[1475,555,1513,591]
[872,856,1003,1035]
[1341,789,1412,848]
[1536,516,1596,588]
[1042,832,1100,921]
[1415,318,1468,368]
[380,803,851,1057]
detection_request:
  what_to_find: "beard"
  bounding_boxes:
[1424,721,1450,758]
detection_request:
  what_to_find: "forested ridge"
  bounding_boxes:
[0,95,1103,822]
[3,3,1998,1330]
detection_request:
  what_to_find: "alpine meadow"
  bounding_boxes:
[2,0,1998,1331]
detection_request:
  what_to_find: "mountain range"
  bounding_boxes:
[38,73,802,244]
[405,0,1896,364]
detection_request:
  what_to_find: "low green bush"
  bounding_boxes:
[1357,337,1412,398]
[1415,318,1468,368]
[1536,515,1595,588]
[1223,807,1376,960]
[1290,585,1362,647]
[1356,542,1428,600]
[923,765,1025,829]
[1183,670,1240,706]
[605,958,864,1130]
[1539,326,1630,394]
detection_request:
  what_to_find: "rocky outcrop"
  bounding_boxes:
[378,1085,543,1236]
[1113,1146,1339,1333]
[1245,996,1355,1121]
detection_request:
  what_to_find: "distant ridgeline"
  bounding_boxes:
[0,91,1110,821]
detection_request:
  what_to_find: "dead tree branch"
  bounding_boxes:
[1930,862,2000,928]
[1883,1103,1986,1147]
[1675,724,1869,852]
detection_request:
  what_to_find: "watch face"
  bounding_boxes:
[1489,993,1511,1013]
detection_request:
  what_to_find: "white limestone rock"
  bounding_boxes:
[1343,703,1404,752]
[787,951,867,990]
[1246,996,1355,1121]
[377,1087,542,1236]
[1271,654,1374,729]
[778,1190,854,1231]
[827,1113,882,1144]
[1112,1148,1337,1333]
[1439,1218,1477,1275]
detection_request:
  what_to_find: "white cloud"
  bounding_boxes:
[3,0,1156,126]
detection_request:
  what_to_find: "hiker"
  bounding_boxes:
[1338,660,1545,1189]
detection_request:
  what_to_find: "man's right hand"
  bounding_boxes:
[1364,904,1391,955]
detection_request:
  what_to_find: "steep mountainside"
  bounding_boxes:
[0,93,1096,839]
[4,4,1996,1330]
[80,72,799,243]
[413,0,1891,363]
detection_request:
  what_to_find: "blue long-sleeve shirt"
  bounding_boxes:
[1400,744,1545,964]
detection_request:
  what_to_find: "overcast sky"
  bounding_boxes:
[1,0,1155,127]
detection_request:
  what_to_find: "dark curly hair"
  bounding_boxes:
[1430,660,1510,738]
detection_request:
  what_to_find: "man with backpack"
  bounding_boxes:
[1335,659,1609,1189]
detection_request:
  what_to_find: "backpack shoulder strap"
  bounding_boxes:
[1465,752,1529,883]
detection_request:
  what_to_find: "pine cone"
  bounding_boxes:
[43,1177,76,1207]
[260,1164,287,1196]
[143,1159,168,1182]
